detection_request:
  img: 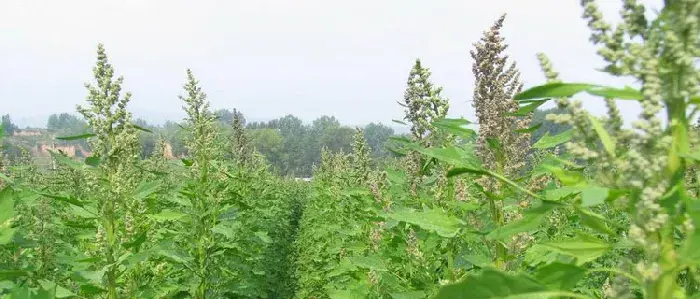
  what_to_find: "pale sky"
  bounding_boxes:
[1,0,661,128]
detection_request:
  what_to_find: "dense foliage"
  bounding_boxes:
[1,1,699,298]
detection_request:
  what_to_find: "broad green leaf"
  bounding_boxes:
[121,250,153,268]
[515,123,542,134]
[544,186,581,202]
[212,222,238,239]
[0,270,28,280]
[38,280,76,298]
[156,248,192,266]
[68,205,97,218]
[131,123,153,133]
[511,100,548,116]
[75,269,106,285]
[84,156,101,167]
[0,187,13,223]
[431,118,476,138]
[586,86,643,100]
[390,291,426,299]
[180,158,193,167]
[79,284,106,295]
[328,289,365,299]
[533,129,573,149]
[56,133,96,140]
[133,180,161,201]
[147,210,186,222]
[486,201,558,241]
[414,146,482,170]
[588,115,616,157]
[515,83,597,101]
[580,186,609,207]
[347,255,388,271]
[690,95,700,105]
[10,286,31,298]
[433,268,549,299]
[384,209,462,238]
[516,82,641,101]
[459,254,492,268]
[540,165,584,186]
[48,150,83,169]
[123,231,147,250]
[40,192,84,208]
[575,207,616,236]
[533,262,586,291]
[254,231,272,244]
[539,237,611,265]
[0,228,17,245]
[679,151,700,163]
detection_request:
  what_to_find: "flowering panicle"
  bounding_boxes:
[471,14,531,182]
[350,128,372,185]
[181,69,219,178]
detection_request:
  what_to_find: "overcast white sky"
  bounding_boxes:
[0,0,661,128]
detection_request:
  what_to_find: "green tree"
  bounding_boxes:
[362,122,395,161]
[1,114,17,136]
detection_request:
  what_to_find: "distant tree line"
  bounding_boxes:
[2,107,570,177]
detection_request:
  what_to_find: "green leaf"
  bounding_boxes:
[515,82,642,101]
[539,237,611,265]
[486,201,559,241]
[511,100,548,116]
[0,187,14,224]
[48,150,83,169]
[392,119,408,126]
[390,291,426,299]
[459,254,492,268]
[410,145,484,174]
[515,123,542,134]
[533,129,573,149]
[123,231,147,250]
[38,280,76,298]
[133,181,161,201]
[147,210,186,222]
[431,118,476,138]
[533,262,586,291]
[347,255,388,271]
[180,158,193,167]
[434,268,549,299]
[679,151,700,163]
[84,156,101,167]
[0,270,28,280]
[540,165,584,186]
[254,231,272,244]
[56,133,96,141]
[588,115,616,157]
[515,83,597,101]
[328,289,365,299]
[384,209,462,238]
[75,269,106,285]
[131,123,153,133]
[0,228,17,245]
[586,86,643,100]
[79,284,106,295]
[580,186,609,207]
[575,207,616,236]
[156,248,192,266]
[40,192,84,208]
[544,186,581,202]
